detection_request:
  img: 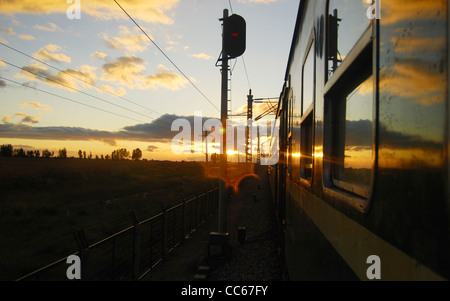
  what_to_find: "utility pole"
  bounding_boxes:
[203,130,210,163]
[219,8,229,234]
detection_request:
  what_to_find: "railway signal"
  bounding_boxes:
[223,14,246,59]
[217,9,247,234]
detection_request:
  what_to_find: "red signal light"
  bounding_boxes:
[223,14,246,59]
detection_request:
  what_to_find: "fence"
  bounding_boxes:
[17,187,219,281]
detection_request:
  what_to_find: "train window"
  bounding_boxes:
[327,0,372,78]
[300,113,313,181]
[300,39,315,183]
[324,0,376,210]
[332,73,373,198]
[302,43,314,116]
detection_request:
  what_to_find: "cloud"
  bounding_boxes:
[1,27,15,35]
[102,26,149,53]
[33,44,71,63]
[336,119,442,152]
[0,0,179,24]
[235,100,277,120]
[2,115,12,122]
[379,123,442,151]
[145,69,188,90]
[0,26,14,44]
[20,102,53,112]
[147,145,159,152]
[99,84,127,97]
[90,51,108,59]
[0,114,278,158]
[190,53,213,60]
[100,56,147,89]
[17,63,97,91]
[14,113,40,124]
[100,56,187,91]
[382,0,445,25]
[33,22,61,32]
[0,114,217,145]
[380,60,446,106]
[0,122,119,145]
[18,34,36,40]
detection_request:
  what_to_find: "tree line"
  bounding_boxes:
[0,144,143,161]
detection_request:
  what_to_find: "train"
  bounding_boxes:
[268,0,450,281]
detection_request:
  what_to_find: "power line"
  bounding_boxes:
[241,56,252,91]
[228,0,234,14]
[114,0,221,113]
[2,59,167,125]
[0,76,146,123]
[0,41,169,125]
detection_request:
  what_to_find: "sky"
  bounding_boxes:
[0,0,299,161]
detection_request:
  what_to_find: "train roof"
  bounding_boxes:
[284,1,305,82]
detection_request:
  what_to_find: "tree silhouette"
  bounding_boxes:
[111,148,129,160]
[42,149,53,158]
[132,148,142,161]
[58,148,67,158]
[78,150,83,159]
[0,144,13,157]
[14,148,26,157]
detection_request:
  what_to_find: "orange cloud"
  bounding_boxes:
[190,53,213,60]
[100,56,187,91]
[33,22,61,32]
[102,26,149,53]
[380,61,446,106]
[17,63,98,92]
[0,0,179,24]
[33,44,71,63]
[14,113,40,124]
[20,102,53,112]
[382,0,446,25]
[18,34,36,40]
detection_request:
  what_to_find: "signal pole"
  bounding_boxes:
[219,8,229,234]
[217,8,245,234]
[246,89,253,164]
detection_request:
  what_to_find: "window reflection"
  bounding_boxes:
[328,0,371,77]
[338,75,373,190]
[303,42,314,115]
[300,41,315,182]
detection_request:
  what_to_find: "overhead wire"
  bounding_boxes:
[2,59,170,129]
[113,0,221,113]
[0,76,145,123]
[0,41,172,127]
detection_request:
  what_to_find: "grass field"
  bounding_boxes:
[0,157,218,280]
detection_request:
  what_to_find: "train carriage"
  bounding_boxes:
[270,0,450,280]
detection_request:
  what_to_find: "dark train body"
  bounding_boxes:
[269,0,450,280]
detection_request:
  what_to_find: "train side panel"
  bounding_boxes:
[275,0,450,280]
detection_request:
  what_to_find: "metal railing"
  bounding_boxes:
[17,187,219,281]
